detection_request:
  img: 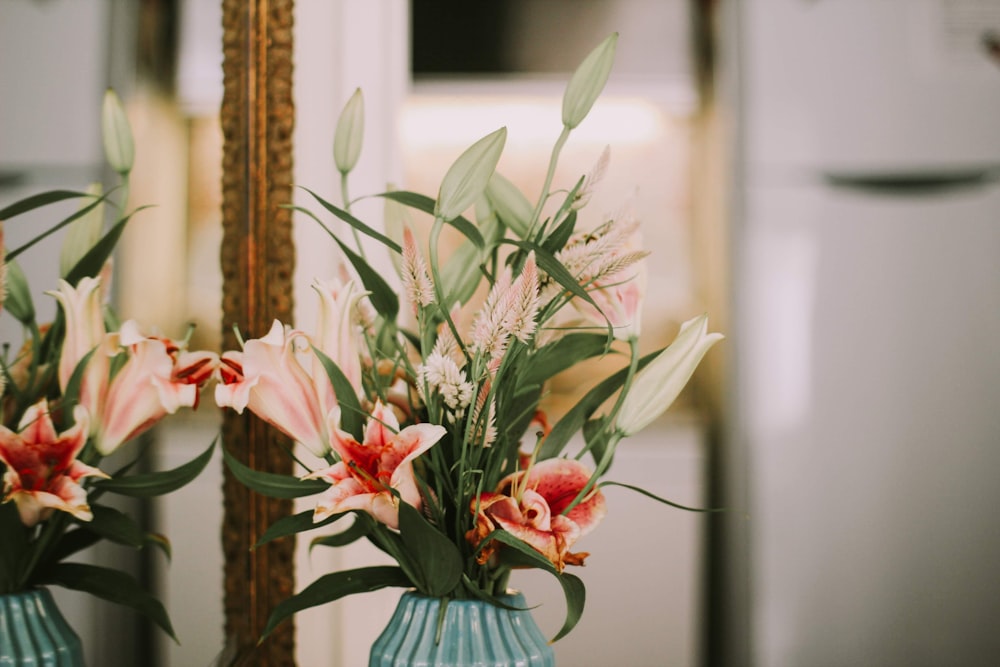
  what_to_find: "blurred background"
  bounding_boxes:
[2,1,999,665]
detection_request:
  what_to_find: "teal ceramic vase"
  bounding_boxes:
[0,589,84,666]
[369,591,555,667]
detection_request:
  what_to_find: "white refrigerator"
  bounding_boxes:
[731,1,1000,665]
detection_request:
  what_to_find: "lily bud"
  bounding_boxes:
[3,260,35,324]
[436,127,507,222]
[486,171,533,239]
[616,314,723,436]
[334,88,364,174]
[562,33,618,130]
[60,183,105,278]
[102,88,134,175]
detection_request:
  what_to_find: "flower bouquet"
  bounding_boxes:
[0,90,217,647]
[216,33,722,653]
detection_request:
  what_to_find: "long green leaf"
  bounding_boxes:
[0,189,94,221]
[45,529,101,567]
[40,562,177,641]
[260,566,412,641]
[300,186,401,253]
[94,439,217,497]
[311,346,364,442]
[398,502,463,597]
[375,190,485,249]
[599,480,724,513]
[540,349,658,459]
[0,503,30,593]
[523,333,612,386]
[310,515,372,552]
[489,531,586,642]
[78,504,145,549]
[64,205,152,284]
[222,446,328,499]
[4,193,112,262]
[254,509,344,549]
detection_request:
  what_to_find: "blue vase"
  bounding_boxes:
[370,591,555,667]
[0,589,84,666]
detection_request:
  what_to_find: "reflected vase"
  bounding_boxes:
[0,588,84,666]
[370,590,555,667]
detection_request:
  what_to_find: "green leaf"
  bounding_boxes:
[222,446,328,499]
[93,439,217,497]
[45,529,101,567]
[486,172,533,239]
[144,532,172,562]
[260,566,412,642]
[310,515,372,552]
[60,183,106,278]
[540,349,658,459]
[300,186,401,253]
[0,189,93,221]
[439,206,500,307]
[541,207,578,256]
[41,562,177,641]
[488,531,586,642]
[501,238,599,311]
[64,205,151,285]
[2,260,35,324]
[375,190,485,250]
[524,333,612,386]
[4,192,113,262]
[599,481,724,513]
[398,502,463,597]
[254,509,343,549]
[0,502,30,593]
[311,345,364,442]
[80,504,145,549]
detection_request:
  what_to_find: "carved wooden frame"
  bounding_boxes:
[220,0,296,664]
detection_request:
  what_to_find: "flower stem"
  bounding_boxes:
[341,172,367,261]
[526,126,571,240]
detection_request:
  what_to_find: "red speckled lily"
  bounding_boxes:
[0,401,107,527]
[304,400,446,529]
[468,458,607,572]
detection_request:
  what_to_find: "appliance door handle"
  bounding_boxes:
[821,168,999,194]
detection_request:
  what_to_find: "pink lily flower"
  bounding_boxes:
[0,401,107,527]
[575,268,646,341]
[468,458,607,571]
[311,277,365,413]
[215,320,331,457]
[304,401,446,529]
[48,277,111,421]
[94,320,215,455]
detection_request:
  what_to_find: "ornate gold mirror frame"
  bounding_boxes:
[219,0,295,663]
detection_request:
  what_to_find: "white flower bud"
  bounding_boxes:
[616,314,723,436]
[102,89,134,175]
[436,127,507,222]
[562,33,618,130]
[334,88,364,174]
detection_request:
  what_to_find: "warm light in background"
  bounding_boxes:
[401,95,666,147]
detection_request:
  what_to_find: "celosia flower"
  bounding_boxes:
[215,320,331,457]
[467,458,606,571]
[304,400,446,529]
[0,401,106,527]
[401,227,435,312]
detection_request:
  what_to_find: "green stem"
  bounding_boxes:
[526,126,571,240]
[341,172,367,261]
[16,513,69,590]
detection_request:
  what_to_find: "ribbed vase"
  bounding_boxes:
[369,591,555,667]
[0,589,84,666]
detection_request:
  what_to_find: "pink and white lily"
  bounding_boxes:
[468,458,606,571]
[304,401,446,529]
[0,401,107,527]
[48,277,111,421]
[215,320,332,457]
[94,320,216,455]
[311,276,365,410]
